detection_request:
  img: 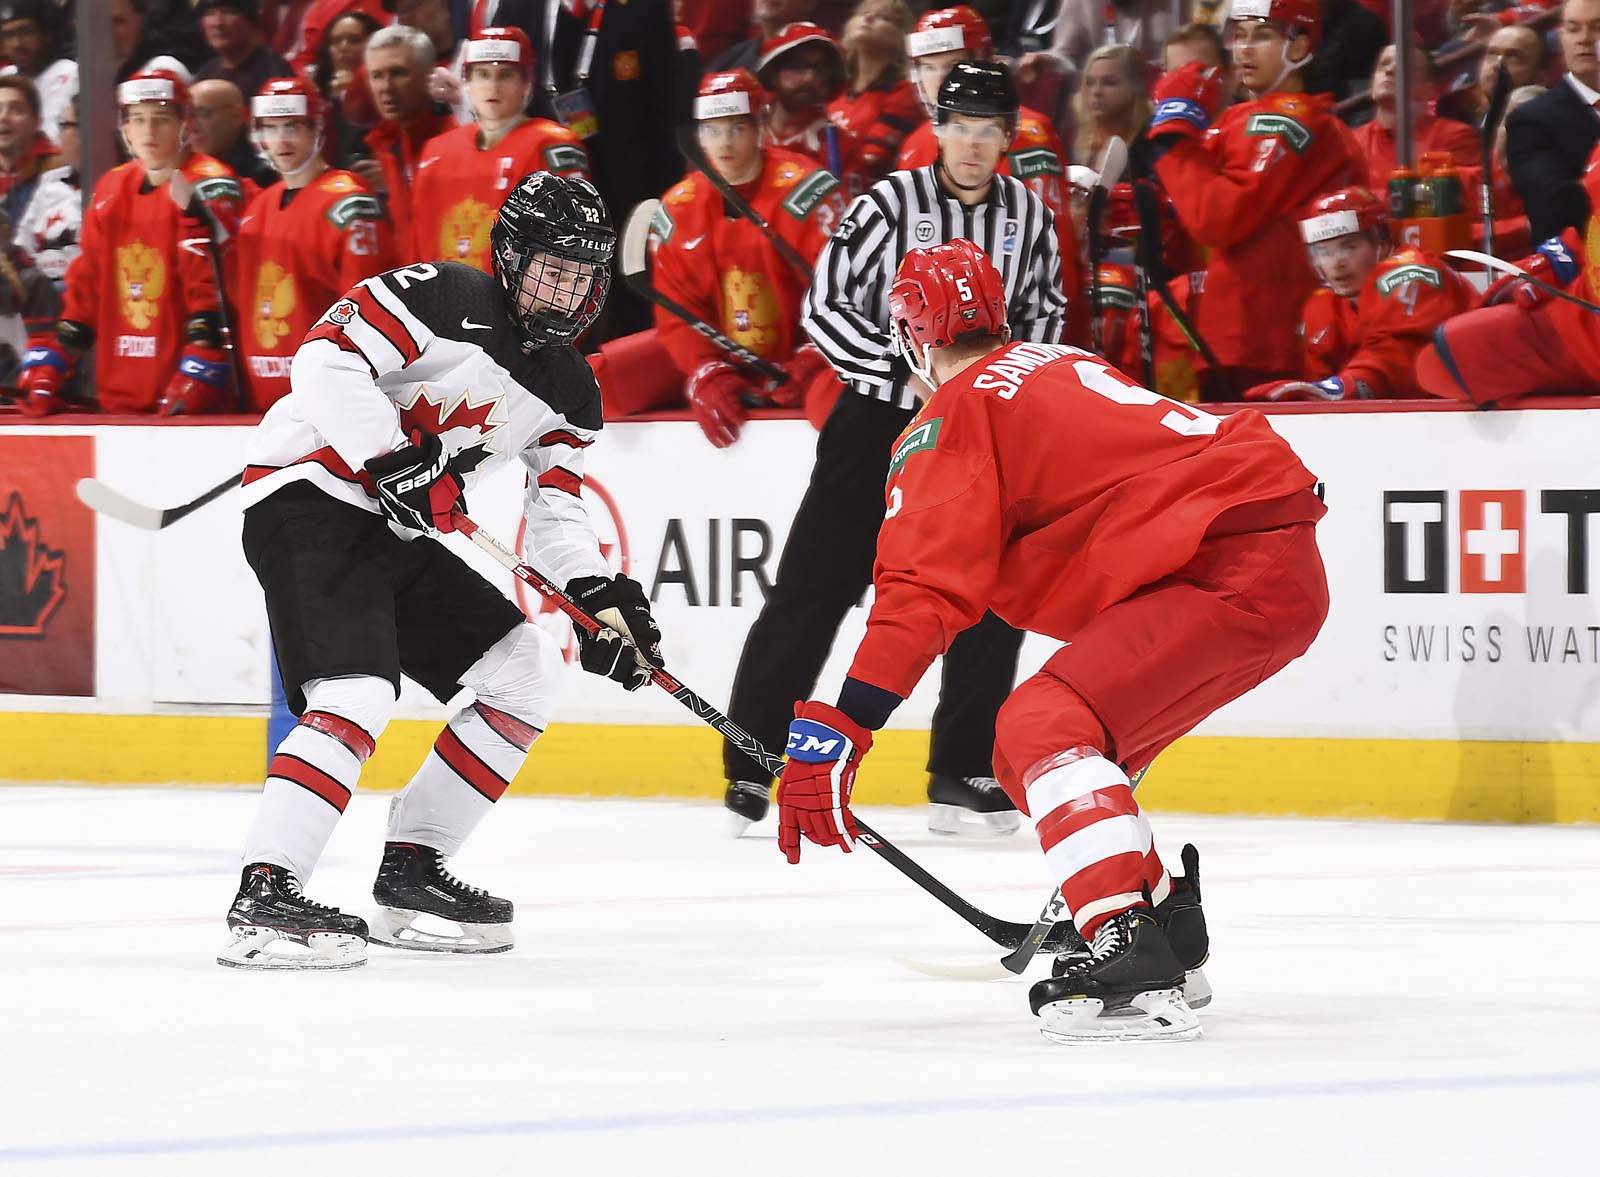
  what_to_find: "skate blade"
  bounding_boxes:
[369,907,514,954]
[928,804,1022,837]
[1183,967,1213,1010]
[216,926,367,970]
[727,810,757,838]
[1037,987,1202,1044]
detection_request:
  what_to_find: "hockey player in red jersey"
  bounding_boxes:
[232,78,396,410]
[1148,0,1367,400]
[827,0,925,185]
[410,27,590,273]
[776,240,1328,1042]
[1245,187,1477,402]
[756,23,867,197]
[15,70,244,415]
[219,172,664,970]
[652,70,848,448]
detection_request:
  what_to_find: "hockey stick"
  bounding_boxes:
[1445,249,1600,316]
[621,199,791,384]
[170,173,248,412]
[76,470,242,530]
[451,508,1074,956]
[1132,178,1219,368]
[1085,137,1127,357]
[1481,63,1512,258]
[675,125,812,276]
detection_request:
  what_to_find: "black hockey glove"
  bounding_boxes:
[566,574,664,691]
[364,428,467,533]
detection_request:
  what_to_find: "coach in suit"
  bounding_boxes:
[1506,0,1600,243]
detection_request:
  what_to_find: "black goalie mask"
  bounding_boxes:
[491,171,615,348]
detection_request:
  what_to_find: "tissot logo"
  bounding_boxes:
[1383,489,1599,594]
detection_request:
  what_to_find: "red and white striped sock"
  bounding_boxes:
[242,709,376,881]
[1024,746,1170,938]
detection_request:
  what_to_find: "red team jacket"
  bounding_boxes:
[648,147,846,376]
[827,78,925,184]
[232,168,398,409]
[1297,247,1477,397]
[410,118,589,271]
[362,108,455,259]
[1349,114,1479,188]
[1155,91,1368,375]
[62,153,243,413]
[847,342,1324,699]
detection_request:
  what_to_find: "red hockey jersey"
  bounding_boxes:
[410,118,590,272]
[1154,91,1367,374]
[232,169,397,409]
[363,108,455,263]
[648,147,845,377]
[764,114,867,199]
[848,342,1323,698]
[61,153,243,413]
[827,78,924,184]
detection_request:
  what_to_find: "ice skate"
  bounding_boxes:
[369,842,514,953]
[927,775,1021,836]
[1049,844,1211,1008]
[217,863,368,970]
[725,780,771,836]
[1029,909,1201,1043]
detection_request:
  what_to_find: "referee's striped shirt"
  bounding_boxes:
[802,165,1066,411]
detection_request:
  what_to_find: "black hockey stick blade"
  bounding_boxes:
[1445,249,1600,315]
[76,471,243,530]
[675,125,811,275]
[452,509,1063,954]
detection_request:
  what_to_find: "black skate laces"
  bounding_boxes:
[274,869,339,914]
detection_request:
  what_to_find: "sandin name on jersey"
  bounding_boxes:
[116,335,157,358]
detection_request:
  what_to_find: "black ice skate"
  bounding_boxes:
[724,780,771,836]
[927,775,1021,836]
[369,842,513,954]
[1050,844,1212,1008]
[1028,909,1201,1043]
[217,862,369,971]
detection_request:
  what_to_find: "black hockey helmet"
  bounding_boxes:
[491,171,615,348]
[935,59,1019,134]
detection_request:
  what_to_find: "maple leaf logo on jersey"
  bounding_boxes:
[117,242,165,330]
[253,261,296,352]
[397,384,506,474]
[0,492,67,638]
[723,267,779,353]
[440,197,495,271]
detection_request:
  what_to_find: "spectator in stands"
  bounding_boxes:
[827,0,922,185]
[293,0,386,77]
[1352,42,1479,184]
[0,76,57,230]
[1070,45,1149,168]
[195,0,295,99]
[1505,0,1600,242]
[757,22,863,191]
[1480,82,1542,254]
[12,92,78,286]
[232,77,394,408]
[1016,0,1174,88]
[1314,0,1388,103]
[679,0,753,63]
[313,8,383,104]
[0,211,59,393]
[0,0,76,141]
[352,24,451,258]
[1451,25,1547,126]
[1164,21,1228,75]
[710,0,818,73]
[112,0,199,85]
[192,79,276,190]
[393,0,458,62]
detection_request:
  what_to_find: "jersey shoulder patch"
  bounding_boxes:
[1373,257,1443,297]
[192,173,244,202]
[542,141,588,174]
[325,191,383,229]
[664,176,701,207]
[887,414,942,477]
[1245,98,1314,153]
[648,200,673,244]
[1008,144,1063,180]
[781,168,841,222]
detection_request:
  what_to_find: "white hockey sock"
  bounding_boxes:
[242,722,364,881]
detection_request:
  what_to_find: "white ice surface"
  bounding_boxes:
[2,788,1598,1176]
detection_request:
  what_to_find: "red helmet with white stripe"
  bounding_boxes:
[118,68,191,119]
[906,6,993,60]
[252,77,327,171]
[889,238,1008,382]
[464,26,534,77]
[756,22,845,102]
[1300,187,1387,294]
[695,70,767,122]
[1230,0,1320,49]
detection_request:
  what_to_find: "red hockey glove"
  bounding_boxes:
[1150,63,1221,143]
[363,428,467,533]
[686,359,751,448]
[1483,237,1579,309]
[17,334,71,415]
[158,346,232,415]
[769,343,830,409]
[777,701,873,865]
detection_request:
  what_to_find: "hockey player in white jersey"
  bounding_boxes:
[219,171,663,971]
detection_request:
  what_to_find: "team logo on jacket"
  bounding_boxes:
[116,241,165,330]
[253,261,296,351]
[441,197,495,269]
[723,267,779,353]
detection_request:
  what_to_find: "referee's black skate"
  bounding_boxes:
[725,780,771,836]
[1049,844,1212,1008]
[927,774,1021,836]
[369,842,513,953]
[1029,909,1201,1042]
[217,863,369,970]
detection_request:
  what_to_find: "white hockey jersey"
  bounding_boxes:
[13,164,81,283]
[243,261,609,589]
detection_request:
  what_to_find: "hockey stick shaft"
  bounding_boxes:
[174,187,249,412]
[76,470,243,530]
[1084,137,1124,357]
[1445,249,1600,315]
[1132,179,1218,368]
[1481,63,1512,258]
[675,126,812,276]
[451,509,1070,953]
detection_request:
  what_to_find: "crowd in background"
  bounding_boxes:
[0,0,1592,430]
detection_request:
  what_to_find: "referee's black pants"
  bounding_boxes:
[722,391,1024,786]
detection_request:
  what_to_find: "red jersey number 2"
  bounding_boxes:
[1074,358,1219,437]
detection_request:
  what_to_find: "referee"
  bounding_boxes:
[723,60,1067,835]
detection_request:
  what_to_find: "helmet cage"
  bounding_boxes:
[490,172,616,348]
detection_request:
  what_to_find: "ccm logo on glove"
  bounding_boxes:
[787,720,850,760]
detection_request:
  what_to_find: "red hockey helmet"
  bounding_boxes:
[464,26,534,77]
[252,76,326,132]
[756,22,846,102]
[695,70,767,122]
[117,68,192,119]
[1300,186,1387,294]
[906,6,993,60]
[889,238,1008,381]
[1229,0,1320,49]
[1299,186,1386,244]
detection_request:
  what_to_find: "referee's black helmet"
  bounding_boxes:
[934,59,1019,134]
